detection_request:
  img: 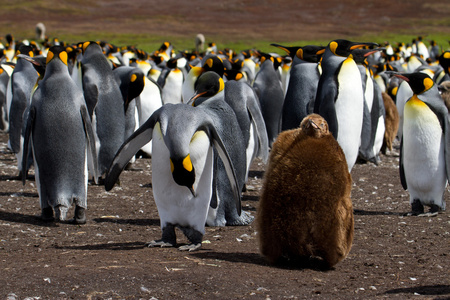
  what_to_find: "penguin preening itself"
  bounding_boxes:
[392,72,449,216]
[105,103,242,251]
[314,39,378,171]
[257,114,353,269]
[22,46,98,223]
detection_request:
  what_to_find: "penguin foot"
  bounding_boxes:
[227,210,254,226]
[418,204,441,217]
[178,243,202,251]
[407,199,424,216]
[69,206,86,224]
[40,207,55,222]
[146,240,176,248]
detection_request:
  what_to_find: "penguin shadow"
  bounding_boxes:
[190,252,335,271]
[248,170,264,179]
[0,174,34,182]
[384,284,450,297]
[0,191,39,198]
[92,217,160,227]
[54,241,146,251]
[353,209,405,216]
[0,210,58,227]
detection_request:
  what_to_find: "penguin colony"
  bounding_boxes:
[0,30,449,268]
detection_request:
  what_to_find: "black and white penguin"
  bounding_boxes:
[105,103,242,251]
[21,46,98,223]
[394,72,449,216]
[78,41,126,180]
[7,45,39,175]
[188,71,253,226]
[314,39,378,171]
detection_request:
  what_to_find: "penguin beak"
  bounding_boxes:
[187,91,207,106]
[309,119,319,130]
[189,186,197,198]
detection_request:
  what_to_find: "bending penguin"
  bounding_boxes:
[105,103,242,251]
[257,114,353,269]
[393,72,449,216]
[22,46,98,223]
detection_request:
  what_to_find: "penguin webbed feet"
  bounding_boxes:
[146,239,176,248]
[406,200,441,217]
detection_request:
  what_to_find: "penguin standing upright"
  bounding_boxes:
[188,71,252,226]
[224,78,269,181]
[253,53,285,147]
[394,72,449,215]
[276,45,325,131]
[105,103,242,251]
[0,63,14,131]
[7,45,39,175]
[257,113,353,269]
[79,41,126,179]
[157,58,184,104]
[314,39,378,171]
[22,46,98,223]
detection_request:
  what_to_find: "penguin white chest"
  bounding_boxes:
[403,96,446,203]
[151,123,214,233]
[335,58,364,170]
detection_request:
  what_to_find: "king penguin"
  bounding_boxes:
[253,53,285,147]
[394,72,449,216]
[7,45,39,176]
[104,103,242,251]
[188,71,253,226]
[257,113,353,269]
[277,45,325,131]
[22,46,98,223]
[78,41,126,180]
[314,39,378,171]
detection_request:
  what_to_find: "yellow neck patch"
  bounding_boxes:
[59,51,68,65]
[82,41,90,53]
[423,77,434,93]
[219,77,225,92]
[329,41,338,55]
[391,86,398,96]
[206,58,213,68]
[296,48,304,60]
[183,154,193,172]
[443,52,450,59]
[46,51,54,64]
[131,74,137,82]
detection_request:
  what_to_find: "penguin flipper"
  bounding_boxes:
[399,137,407,190]
[207,124,242,216]
[104,112,158,191]
[80,105,99,184]
[246,93,269,163]
[21,106,35,185]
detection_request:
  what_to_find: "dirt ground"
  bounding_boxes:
[1,1,450,299]
[0,129,449,300]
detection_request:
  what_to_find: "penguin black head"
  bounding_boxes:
[224,69,244,81]
[350,48,381,65]
[328,39,378,57]
[202,54,225,78]
[258,52,282,70]
[81,41,100,54]
[296,45,325,63]
[170,154,196,197]
[438,51,450,75]
[270,43,302,59]
[46,45,68,66]
[17,44,34,58]
[189,71,224,106]
[391,72,434,95]
[300,113,329,138]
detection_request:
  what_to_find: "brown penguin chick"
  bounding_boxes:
[257,113,354,269]
[438,81,450,113]
[381,92,400,154]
